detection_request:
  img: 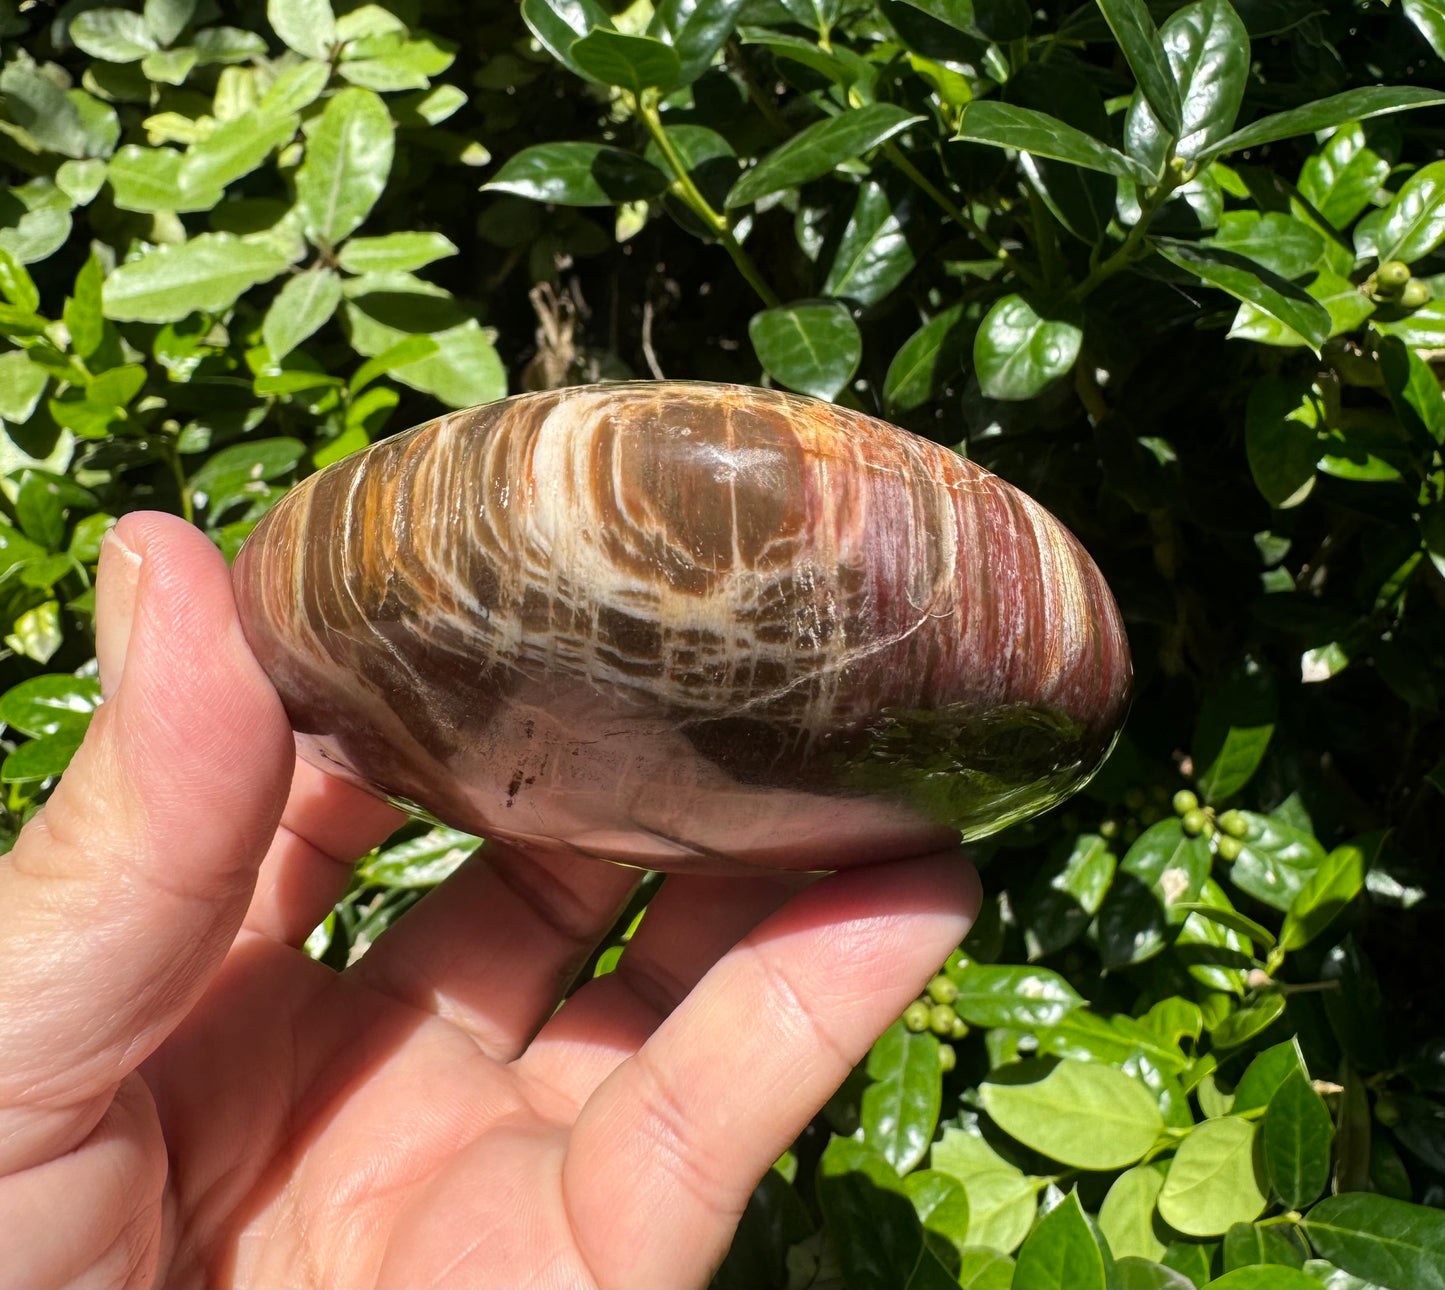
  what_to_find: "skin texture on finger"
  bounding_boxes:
[347,842,639,1060]
[0,512,294,1175]
[564,851,980,1288]
[518,873,802,1114]
[243,759,405,946]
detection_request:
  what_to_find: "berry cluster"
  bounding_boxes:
[1371,259,1431,309]
[1170,788,1251,859]
[902,974,969,1071]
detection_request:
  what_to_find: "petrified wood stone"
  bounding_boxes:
[233,382,1131,873]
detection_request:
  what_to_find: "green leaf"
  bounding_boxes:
[1321,936,1391,1071]
[0,248,37,314]
[107,145,221,214]
[1262,1069,1332,1209]
[1298,123,1390,230]
[189,437,305,515]
[1094,0,1182,137]
[55,158,107,207]
[1115,1258,1197,1289]
[357,825,480,887]
[903,1170,972,1269]
[1278,837,1373,953]
[485,143,668,206]
[1023,832,1117,959]
[818,1137,927,1290]
[1153,240,1331,351]
[1380,336,1445,444]
[974,293,1082,401]
[1098,1164,1168,1261]
[257,61,331,118]
[336,231,459,275]
[569,29,681,93]
[1157,1116,1266,1237]
[956,1248,1017,1289]
[295,87,395,247]
[521,0,614,82]
[0,64,96,159]
[178,108,297,195]
[70,8,158,61]
[346,334,440,395]
[140,46,197,84]
[930,1127,1038,1253]
[268,0,336,59]
[981,1059,1163,1169]
[1203,88,1445,162]
[1405,0,1445,58]
[1244,377,1319,508]
[0,674,101,739]
[62,253,105,361]
[193,26,268,63]
[862,1021,943,1173]
[748,300,860,401]
[102,233,289,323]
[1203,1268,1324,1290]
[822,182,916,306]
[1375,161,1445,265]
[0,350,48,424]
[4,600,62,664]
[1228,811,1326,911]
[2,731,83,782]
[1193,658,1277,803]
[1011,1191,1111,1290]
[1124,0,1249,174]
[648,0,748,86]
[263,268,342,361]
[1208,212,1325,282]
[1301,1195,1445,1290]
[1097,818,1211,968]
[145,0,197,45]
[726,104,923,208]
[884,304,971,412]
[952,963,1084,1029]
[1223,1221,1307,1271]
[1172,902,1276,951]
[956,102,1154,183]
[338,36,456,92]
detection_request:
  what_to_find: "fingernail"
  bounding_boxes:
[97,530,142,701]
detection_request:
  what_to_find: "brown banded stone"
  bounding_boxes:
[232,381,1132,873]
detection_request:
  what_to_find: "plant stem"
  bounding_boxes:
[882,142,1041,290]
[634,95,782,309]
[1071,174,1180,301]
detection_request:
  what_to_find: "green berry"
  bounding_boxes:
[929,1004,957,1035]
[938,1044,957,1073]
[1124,786,1147,812]
[904,1001,931,1032]
[1100,818,1120,840]
[1218,810,1249,838]
[950,1016,970,1040]
[1401,279,1431,309]
[1375,1095,1400,1127]
[1217,834,1242,862]
[1182,808,1207,836]
[1173,789,1199,816]
[927,974,959,1005]
[1377,260,1411,291]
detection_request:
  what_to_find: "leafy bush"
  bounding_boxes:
[3,0,1445,1286]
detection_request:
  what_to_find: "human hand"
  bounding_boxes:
[0,511,979,1289]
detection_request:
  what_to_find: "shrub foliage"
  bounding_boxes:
[2,0,1444,1285]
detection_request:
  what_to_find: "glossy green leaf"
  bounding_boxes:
[1262,1069,1332,1209]
[974,293,1082,401]
[189,438,305,513]
[1204,88,1445,162]
[268,0,337,59]
[294,87,395,247]
[0,350,48,423]
[145,0,196,45]
[70,8,157,62]
[192,26,268,63]
[726,105,923,208]
[178,109,297,195]
[1208,213,1325,282]
[1012,1191,1111,1290]
[1278,838,1373,953]
[862,1021,943,1173]
[62,251,105,361]
[1115,1258,1197,1289]
[1193,658,1277,803]
[1229,811,1326,911]
[822,182,916,306]
[485,143,668,206]
[569,29,680,93]
[1023,832,1117,959]
[102,233,290,322]
[817,1137,927,1290]
[357,826,480,887]
[1097,818,1210,968]
[2,731,83,782]
[648,0,748,86]
[1379,336,1445,444]
[338,37,456,93]
[904,1170,971,1268]
[107,145,221,214]
[982,1059,1163,1169]
[1203,1268,1323,1290]
[1405,0,1445,58]
[951,963,1084,1029]
[1154,240,1330,351]
[957,1247,1017,1289]
[1098,1164,1168,1261]
[0,64,99,159]
[1321,937,1392,1071]
[521,0,613,81]
[1232,1041,1308,1115]
[1157,1117,1266,1237]
[1172,902,1275,951]
[1298,124,1389,230]
[336,232,459,275]
[1094,0,1182,136]
[1211,992,1286,1049]
[1375,161,1445,265]
[262,268,342,362]
[1301,1194,1445,1290]
[257,61,331,118]
[0,674,101,740]
[930,1127,1037,1253]
[956,102,1153,183]
[1125,0,1249,173]
[883,304,971,411]
[1223,1221,1307,1271]
[748,300,860,400]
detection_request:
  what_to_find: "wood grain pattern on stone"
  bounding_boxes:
[233,382,1132,873]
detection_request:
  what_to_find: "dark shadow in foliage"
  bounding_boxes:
[711,1168,814,1290]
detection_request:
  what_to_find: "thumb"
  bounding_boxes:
[0,512,293,1174]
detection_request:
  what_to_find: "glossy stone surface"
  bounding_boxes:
[233,382,1132,873]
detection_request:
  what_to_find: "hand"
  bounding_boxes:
[0,512,979,1289]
